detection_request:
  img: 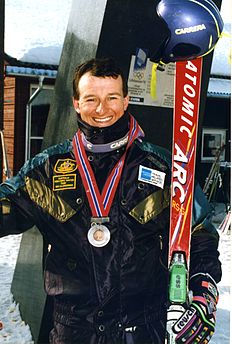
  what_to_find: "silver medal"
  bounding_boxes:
[87,224,111,247]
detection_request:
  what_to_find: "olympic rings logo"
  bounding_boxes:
[133,70,145,80]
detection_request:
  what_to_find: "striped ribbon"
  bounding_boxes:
[72,115,144,218]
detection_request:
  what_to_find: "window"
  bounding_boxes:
[201,128,226,162]
[26,84,54,160]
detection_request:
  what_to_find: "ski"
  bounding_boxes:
[166,57,203,343]
[218,210,231,236]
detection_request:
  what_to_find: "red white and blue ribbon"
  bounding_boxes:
[72,115,144,219]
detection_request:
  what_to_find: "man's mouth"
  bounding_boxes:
[93,116,113,123]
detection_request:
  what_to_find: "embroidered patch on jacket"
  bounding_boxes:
[53,174,77,191]
[54,159,77,174]
[138,165,166,189]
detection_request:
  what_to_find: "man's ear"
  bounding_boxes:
[73,98,80,113]
[124,95,129,111]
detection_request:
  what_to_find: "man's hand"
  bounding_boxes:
[172,273,218,343]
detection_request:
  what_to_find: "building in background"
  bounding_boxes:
[197,11,231,206]
[2,0,231,204]
[4,54,57,175]
[3,0,72,177]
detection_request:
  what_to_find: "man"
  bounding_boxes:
[0,58,221,344]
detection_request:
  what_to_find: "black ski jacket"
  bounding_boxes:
[0,137,221,343]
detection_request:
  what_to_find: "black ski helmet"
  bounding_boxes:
[154,0,224,63]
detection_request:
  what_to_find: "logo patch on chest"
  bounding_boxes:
[54,159,77,174]
[138,165,166,189]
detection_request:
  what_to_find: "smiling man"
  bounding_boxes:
[73,68,129,127]
[0,58,221,344]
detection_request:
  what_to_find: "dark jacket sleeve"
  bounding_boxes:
[190,183,222,283]
[0,174,35,237]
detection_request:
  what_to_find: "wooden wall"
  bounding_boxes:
[3,74,56,178]
[3,76,15,180]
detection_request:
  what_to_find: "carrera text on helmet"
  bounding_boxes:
[175,24,206,35]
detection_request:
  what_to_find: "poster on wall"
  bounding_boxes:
[128,48,175,108]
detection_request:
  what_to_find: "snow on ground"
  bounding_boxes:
[0,203,231,343]
[0,234,34,344]
[210,203,231,344]
[212,232,231,344]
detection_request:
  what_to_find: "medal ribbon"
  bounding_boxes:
[72,115,144,218]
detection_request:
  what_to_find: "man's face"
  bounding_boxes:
[73,72,129,128]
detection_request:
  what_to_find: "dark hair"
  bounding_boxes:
[72,57,128,99]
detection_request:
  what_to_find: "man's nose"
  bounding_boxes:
[95,100,107,114]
